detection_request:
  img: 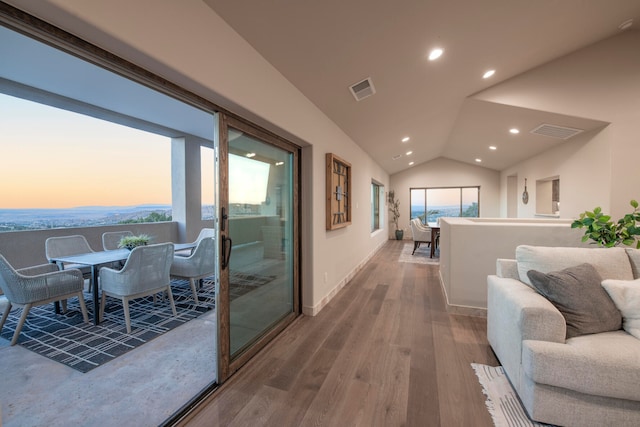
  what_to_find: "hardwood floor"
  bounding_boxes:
[180,240,499,426]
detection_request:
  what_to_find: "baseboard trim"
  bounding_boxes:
[303,239,386,316]
[437,270,487,317]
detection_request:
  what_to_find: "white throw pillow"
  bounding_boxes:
[601,278,640,340]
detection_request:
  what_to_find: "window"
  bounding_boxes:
[410,186,479,223]
[371,182,383,232]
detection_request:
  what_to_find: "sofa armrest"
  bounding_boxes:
[496,258,519,279]
[487,274,566,392]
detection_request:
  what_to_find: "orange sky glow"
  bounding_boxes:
[0,94,172,209]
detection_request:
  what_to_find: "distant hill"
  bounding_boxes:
[0,205,173,231]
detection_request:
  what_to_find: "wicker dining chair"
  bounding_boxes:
[170,237,215,303]
[99,243,176,333]
[0,254,89,345]
[175,228,215,257]
[45,235,94,277]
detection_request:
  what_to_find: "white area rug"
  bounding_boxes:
[398,242,439,264]
[471,363,553,427]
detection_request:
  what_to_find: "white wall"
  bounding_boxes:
[500,127,612,219]
[439,217,586,311]
[475,30,640,219]
[390,157,501,234]
[8,0,389,315]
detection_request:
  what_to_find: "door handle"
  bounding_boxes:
[221,207,228,232]
[221,235,233,270]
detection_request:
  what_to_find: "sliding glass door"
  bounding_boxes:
[218,115,299,379]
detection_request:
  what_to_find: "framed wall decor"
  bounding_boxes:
[326,153,352,230]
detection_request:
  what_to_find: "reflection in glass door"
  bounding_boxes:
[224,122,297,362]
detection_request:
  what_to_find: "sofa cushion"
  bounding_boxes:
[523,331,640,401]
[516,245,633,287]
[527,263,621,338]
[602,278,640,340]
[626,248,640,279]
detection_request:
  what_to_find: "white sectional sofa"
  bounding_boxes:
[487,245,640,426]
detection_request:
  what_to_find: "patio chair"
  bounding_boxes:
[170,237,215,303]
[0,254,89,345]
[99,243,176,333]
[45,235,94,277]
[410,218,431,255]
[102,230,134,250]
[175,228,215,257]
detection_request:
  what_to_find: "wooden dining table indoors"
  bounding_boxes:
[427,223,440,258]
[49,242,196,325]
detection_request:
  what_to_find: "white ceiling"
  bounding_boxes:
[204,0,640,174]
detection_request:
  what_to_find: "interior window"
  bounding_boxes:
[410,186,480,223]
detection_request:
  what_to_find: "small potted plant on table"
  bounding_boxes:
[118,234,151,250]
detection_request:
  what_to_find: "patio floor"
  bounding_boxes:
[0,302,217,427]
[0,240,293,426]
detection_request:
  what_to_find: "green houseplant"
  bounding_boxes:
[571,200,640,248]
[118,234,151,250]
[387,190,403,240]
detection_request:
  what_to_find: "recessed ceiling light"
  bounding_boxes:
[246,152,256,158]
[402,136,410,142]
[428,48,444,61]
[409,161,415,166]
[475,158,482,163]
[392,154,402,160]
[275,161,284,166]
[619,18,633,31]
[483,70,495,79]
[406,151,413,156]
[509,128,520,134]
[489,145,497,150]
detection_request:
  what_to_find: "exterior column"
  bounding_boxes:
[171,136,202,242]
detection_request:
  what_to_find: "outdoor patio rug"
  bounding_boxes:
[398,242,439,264]
[0,271,274,373]
[471,363,554,427]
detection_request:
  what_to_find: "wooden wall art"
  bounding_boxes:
[326,153,352,230]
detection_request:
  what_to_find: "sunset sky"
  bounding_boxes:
[0,93,172,209]
[1,93,269,209]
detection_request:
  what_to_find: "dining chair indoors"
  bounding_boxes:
[99,243,176,333]
[410,218,432,255]
[170,237,215,303]
[102,230,134,250]
[0,254,89,345]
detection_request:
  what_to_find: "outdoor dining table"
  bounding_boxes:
[49,242,196,325]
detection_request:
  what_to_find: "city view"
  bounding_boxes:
[0,205,174,232]
[411,202,479,223]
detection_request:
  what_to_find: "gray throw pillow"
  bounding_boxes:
[527,263,622,339]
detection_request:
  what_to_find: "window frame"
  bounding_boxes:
[410,186,480,223]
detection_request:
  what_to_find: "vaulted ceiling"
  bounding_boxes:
[204,0,640,174]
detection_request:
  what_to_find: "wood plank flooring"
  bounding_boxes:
[180,240,499,426]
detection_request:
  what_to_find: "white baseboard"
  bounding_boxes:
[303,239,386,316]
[438,270,487,317]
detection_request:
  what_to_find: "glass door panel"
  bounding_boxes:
[227,127,295,358]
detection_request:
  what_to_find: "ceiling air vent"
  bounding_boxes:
[392,154,402,160]
[349,77,376,101]
[530,123,584,140]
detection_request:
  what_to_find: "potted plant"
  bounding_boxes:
[571,200,640,248]
[118,234,151,250]
[388,190,403,240]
